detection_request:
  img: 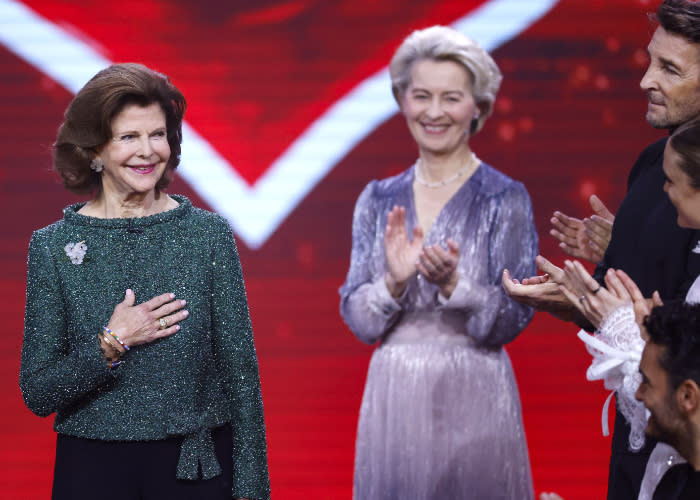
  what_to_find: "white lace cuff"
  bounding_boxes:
[577,303,648,450]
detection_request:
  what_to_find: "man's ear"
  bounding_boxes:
[675,379,700,415]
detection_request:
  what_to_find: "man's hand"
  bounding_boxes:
[550,194,614,264]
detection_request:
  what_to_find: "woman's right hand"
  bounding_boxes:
[106,289,188,348]
[384,205,423,297]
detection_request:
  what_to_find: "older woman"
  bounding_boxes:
[19,64,270,500]
[339,26,537,499]
[560,119,700,500]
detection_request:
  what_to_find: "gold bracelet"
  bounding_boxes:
[98,332,121,361]
[102,331,125,354]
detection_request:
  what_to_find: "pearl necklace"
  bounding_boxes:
[414,153,479,189]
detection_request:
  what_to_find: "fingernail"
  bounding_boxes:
[181,300,187,306]
[169,293,175,299]
[175,325,181,331]
[183,310,189,317]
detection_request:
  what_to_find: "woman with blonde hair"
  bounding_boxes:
[340,26,537,499]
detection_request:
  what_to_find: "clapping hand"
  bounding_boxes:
[550,195,614,264]
[559,261,659,330]
[417,239,460,298]
[384,205,424,297]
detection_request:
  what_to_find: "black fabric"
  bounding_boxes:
[51,425,233,500]
[679,470,700,499]
[652,463,700,500]
[593,138,700,299]
[593,137,700,500]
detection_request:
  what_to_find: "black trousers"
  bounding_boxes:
[52,425,233,500]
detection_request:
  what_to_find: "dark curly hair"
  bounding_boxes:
[644,300,700,390]
[652,0,700,44]
[53,63,186,195]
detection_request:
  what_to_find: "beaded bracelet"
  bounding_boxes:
[102,326,130,351]
[107,359,123,369]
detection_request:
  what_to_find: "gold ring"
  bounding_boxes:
[578,295,586,304]
[159,318,168,329]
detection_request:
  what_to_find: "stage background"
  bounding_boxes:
[0,0,668,498]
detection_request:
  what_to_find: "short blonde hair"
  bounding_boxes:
[389,25,503,134]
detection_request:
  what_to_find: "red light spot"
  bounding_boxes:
[594,74,610,91]
[570,65,592,86]
[602,108,616,126]
[498,122,516,142]
[496,96,513,114]
[579,180,597,201]
[606,37,620,53]
[518,117,534,133]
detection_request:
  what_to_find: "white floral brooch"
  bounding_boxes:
[64,241,88,265]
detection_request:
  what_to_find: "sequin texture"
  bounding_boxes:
[339,163,537,499]
[20,195,270,499]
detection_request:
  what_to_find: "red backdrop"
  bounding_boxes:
[0,0,668,498]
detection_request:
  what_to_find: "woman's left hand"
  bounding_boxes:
[416,239,460,298]
[559,260,645,330]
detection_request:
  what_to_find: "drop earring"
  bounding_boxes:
[470,114,481,135]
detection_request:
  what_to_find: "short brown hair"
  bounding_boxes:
[655,0,700,45]
[53,63,186,194]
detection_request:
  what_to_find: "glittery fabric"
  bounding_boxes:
[20,195,270,500]
[339,163,537,499]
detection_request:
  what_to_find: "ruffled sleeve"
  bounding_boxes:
[577,303,647,450]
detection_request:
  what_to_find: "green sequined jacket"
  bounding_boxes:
[20,196,270,499]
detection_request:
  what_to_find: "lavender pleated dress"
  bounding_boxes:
[340,163,537,500]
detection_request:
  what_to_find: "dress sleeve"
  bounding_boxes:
[437,182,537,347]
[20,230,121,418]
[209,219,270,500]
[339,182,405,345]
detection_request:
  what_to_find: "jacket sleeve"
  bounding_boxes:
[20,229,121,418]
[209,218,271,500]
[436,182,538,347]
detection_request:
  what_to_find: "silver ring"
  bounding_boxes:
[159,318,168,329]
[592,286,602,294]
[578,295,586,304]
